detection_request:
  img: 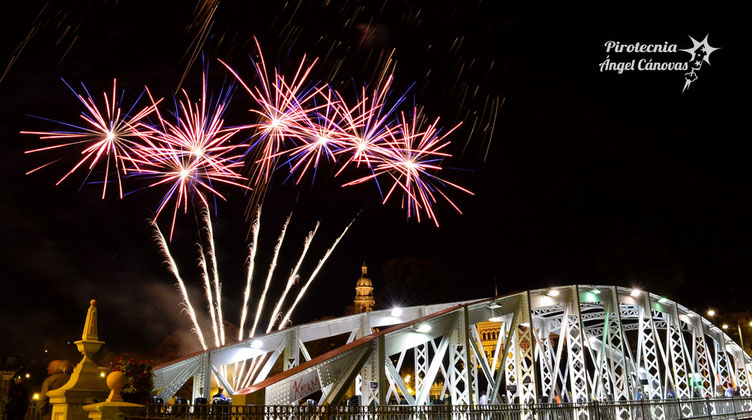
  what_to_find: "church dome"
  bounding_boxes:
[356,263,372,288]
[352,262,375,313]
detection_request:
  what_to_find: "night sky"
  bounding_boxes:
[1,1,750,364]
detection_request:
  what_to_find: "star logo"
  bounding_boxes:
[680,34,720,92]
[680,34,720,65]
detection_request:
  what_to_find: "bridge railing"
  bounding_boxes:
[125,397,752,420]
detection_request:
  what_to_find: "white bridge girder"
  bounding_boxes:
[152,285,752,414]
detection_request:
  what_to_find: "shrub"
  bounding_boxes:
[109,358,154,404]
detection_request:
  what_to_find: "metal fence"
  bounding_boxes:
[125,397,752,420]
[23,401,41,420]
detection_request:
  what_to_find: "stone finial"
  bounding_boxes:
[83,369,145,420]
[82,299,99,341]
[105,372,126,403]
[76,299,104,363]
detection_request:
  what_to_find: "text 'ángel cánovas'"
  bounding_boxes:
[599,41,688,74]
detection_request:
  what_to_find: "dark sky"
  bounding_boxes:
[1,0,750,362]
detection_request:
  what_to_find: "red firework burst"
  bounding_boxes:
[22,79,161,198]
[343,108,473,226]
[134,75,249,238]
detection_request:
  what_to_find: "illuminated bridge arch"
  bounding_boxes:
[153,285,752,416]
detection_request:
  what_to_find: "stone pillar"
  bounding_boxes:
[48,300,110,420]
[83,372,145,420]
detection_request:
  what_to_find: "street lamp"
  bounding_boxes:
[706,309,750,356]
[738,324,745,355]
[736,320,752,356]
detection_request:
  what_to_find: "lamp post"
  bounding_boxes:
[738,323,745,355]
[740,321,752,356]
[707,309,752,356]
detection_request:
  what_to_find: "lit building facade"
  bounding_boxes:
[352,263,375,313]
[476,321,504,369]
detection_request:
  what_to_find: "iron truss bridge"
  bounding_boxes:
[153,285,752,420]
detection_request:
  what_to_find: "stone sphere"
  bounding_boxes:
[107,371,126,391]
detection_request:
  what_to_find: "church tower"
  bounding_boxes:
[353,263,375,313]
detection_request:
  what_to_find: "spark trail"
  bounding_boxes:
[153,207,356,390]
[198,245,221,348]
[203,209,226,346]
[238,207,261,341]
[153,221,208,350]
[249,214,291,338]
[277,215,356,330]
[266,221,319,333]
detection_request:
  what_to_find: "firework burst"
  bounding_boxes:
[278,88,348,184]
[134,74,250,238]
[23,79,161,198]
[25,40,473,234]
[332,75,406,174]
[220,38,324,188]
[344,108,473,226]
